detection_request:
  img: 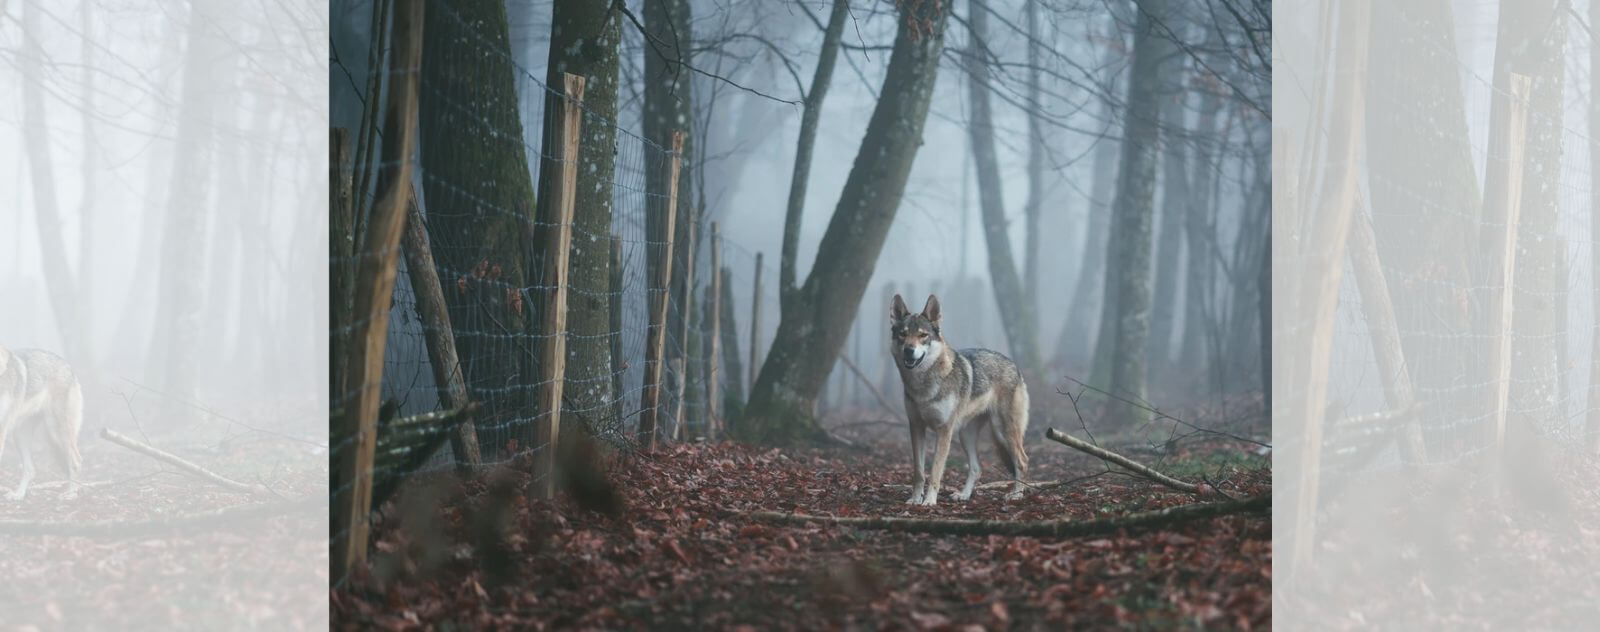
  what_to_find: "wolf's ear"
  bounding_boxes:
[891,294,910,322]
[922,294,941,323]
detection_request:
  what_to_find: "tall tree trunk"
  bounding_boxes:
[541,0,622,433]
[77,0,95,357]
[966,0,1042,378]
[643,0,696,426]
[1492,1,1565,432]
[742,0,951,445]
[1021,0,1044,335]
[779,0,848,310]
[19,0,85,366]
[419,0,539,453]
[1102,0,1174,424]
[1179,47,1224,377]
[147,0,221,421]
[1149,91,1189,376]
[1060,5,1134,370]
[1589,0,1600,454]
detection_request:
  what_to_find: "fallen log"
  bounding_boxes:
[1044,427,1207,496]
[101,429,276,497]
[744,495,1268,538]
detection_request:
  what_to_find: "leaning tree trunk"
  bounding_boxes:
[540,0,622,435]
[1102,0,1174,425]
[741,0,950,446]
[778,0,848,309]
[419,0,539,454]
[966,0,1042,378]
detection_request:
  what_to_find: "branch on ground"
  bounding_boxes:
[101,428,278,498]
[1044,427,1217,497]
[742,495,1267,537]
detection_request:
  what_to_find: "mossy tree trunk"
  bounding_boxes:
[537,0,622,436]
[419,0,537,455]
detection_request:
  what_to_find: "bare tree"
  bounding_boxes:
[742,0,952,445]
[1100,0,1175,424]
[779,0,848,311]
[965,0,1042,378]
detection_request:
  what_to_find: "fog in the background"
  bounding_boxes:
[3,0,326,433]
[330,0,1272,422]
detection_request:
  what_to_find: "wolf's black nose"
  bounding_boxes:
[901,348,916,361]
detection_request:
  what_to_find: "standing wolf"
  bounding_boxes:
[890,294,1028,506]
[0,346,83,501]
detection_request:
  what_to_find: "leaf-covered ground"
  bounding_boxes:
[0,422,327,630]
[335,412,1271,630]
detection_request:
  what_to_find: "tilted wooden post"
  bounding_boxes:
[330,128,354,402]
[529,72,586,499]
[706,222,723,437]
[1479,73,1532,451]
[638,131,685,450]
[673,218,698,440]
[748,252,763,396]
[1347,204,1425,465]
[1288,0,1367,583]
[331,0,423,585]
[608,236,625,430]
[400,184,481,474]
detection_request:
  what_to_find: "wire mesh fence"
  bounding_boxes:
[1275,0,1600,617]
[331,0,748,586]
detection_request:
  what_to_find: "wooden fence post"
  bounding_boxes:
[609,236,625,430]
[673,218,698,440]
[1347,203,1425,465]
[639,131,685,450]
[1479,73,1533,451]
[707,222,723,436]
[748,252,763,396]
[331,0,423,585]
[400,185,481,474]
[529,72,586,499]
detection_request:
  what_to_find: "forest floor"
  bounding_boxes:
[335,397,1272,631]
[0,419,327,630]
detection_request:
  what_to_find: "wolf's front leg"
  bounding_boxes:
[906,421,926,504]
[919,425,955,506]
[6,445,33,501]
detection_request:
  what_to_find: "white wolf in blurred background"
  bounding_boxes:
[0,346,83,501]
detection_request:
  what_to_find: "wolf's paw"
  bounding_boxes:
[60,489,80,501]
[953,490,973,502]
[4,489,24,502]
[1004,488,1026,501]
[916,492,938,507]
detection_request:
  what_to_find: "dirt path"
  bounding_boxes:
[336,432,1270,630]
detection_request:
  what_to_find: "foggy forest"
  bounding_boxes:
[326,0,1271,627]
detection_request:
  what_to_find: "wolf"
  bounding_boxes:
[890,294,1028,506]
[0,346,83,501]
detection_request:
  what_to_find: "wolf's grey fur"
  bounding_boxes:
[0,346,83,501]
[891,294,1029,506]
